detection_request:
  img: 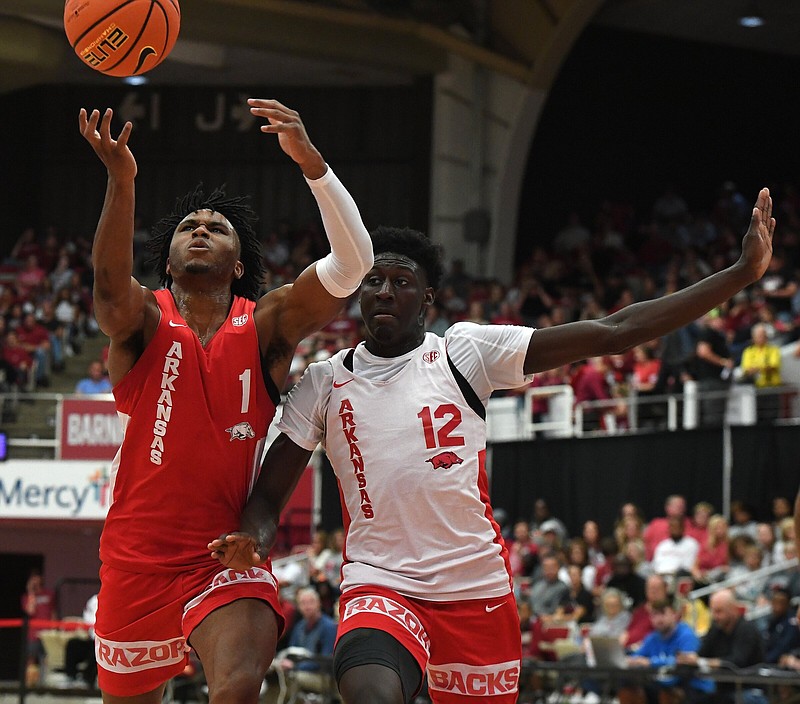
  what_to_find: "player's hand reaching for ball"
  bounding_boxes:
[78,108,137,182]
[248,98,326,180]
[208,532,265,572]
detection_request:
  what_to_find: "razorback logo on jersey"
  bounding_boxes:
[226,421,255,440]
[422,350,440,364]
[427,660,520,697]
[426,451,463,469]
[95,635,186,674]
[232,314,249,326]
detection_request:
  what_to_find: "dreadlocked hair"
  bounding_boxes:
[370,226,444,290]
[146,184,266,300]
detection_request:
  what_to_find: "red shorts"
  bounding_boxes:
[94,563,283,697]
[337,586,521,703]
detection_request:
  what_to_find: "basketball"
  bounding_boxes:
[64,0,180,77]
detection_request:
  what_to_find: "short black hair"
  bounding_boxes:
[370,226,444,290]
[146,184,266,300]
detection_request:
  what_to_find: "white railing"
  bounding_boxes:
[485,382,800,441]
[3,384,800,456]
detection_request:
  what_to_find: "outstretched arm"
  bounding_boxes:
[80,108,157,383]
[524,188,775,375]
[209,433,313,571]
[249,99,372,342]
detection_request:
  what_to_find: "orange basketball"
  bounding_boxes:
[64,0,180,77]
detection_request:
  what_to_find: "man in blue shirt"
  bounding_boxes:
[619,597,709,704]
[74,360,112,395]
[279,587,337,700]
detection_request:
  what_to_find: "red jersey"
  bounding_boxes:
[101,290,277,572]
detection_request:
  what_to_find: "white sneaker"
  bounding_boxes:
[583,692,601,704]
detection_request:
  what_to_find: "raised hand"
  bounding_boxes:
[739,187,775,282]
[208,531,265,572]
[78,108,137,182]
[247,98,326,179]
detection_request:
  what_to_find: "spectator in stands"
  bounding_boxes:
[772,496,793,528]
[14,254,47,299]
[692,514,730,585]
[16,312,51,387]
[678,590,765,704]
[616,515,645,555]
[688,501,715,546]
[689,311,734,426]
[278,587,337,701]
[531,498,568,546]
[561,539,597,593]
[1,329,34,388]
[652,515,700,577]
[774,517,796,564]
[589,588,631,643]
[529,555,570,618]
[321,527,345,595]
[7,227,41,266]
[624,540,653,581]
[424,302,449,337]
[21,569,56,680]
[582,520,605,567]
[518,600,538,659]
[643,495,689,561]
[553,564,595,624]
[75,360,113,395]
[728,501,759,541]
[756,249,797,325]
[624,574,669,650]
[738,323,782,420]
[64,593,98,687]
[762,587,800,664]
[728,545,769,605]
[605,554,647,608]
[619,596,707,704]
[508,520,539,581]
[755,523,778,567]
[570,356,617,432]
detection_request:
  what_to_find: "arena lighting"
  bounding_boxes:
[123,76,149,86]
[739,1,765,27]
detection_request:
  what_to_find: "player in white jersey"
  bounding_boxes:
[211,195,774,703]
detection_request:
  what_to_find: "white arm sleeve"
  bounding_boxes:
[307,166,374,298]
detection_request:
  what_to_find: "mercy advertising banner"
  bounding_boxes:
[0,460,111,519]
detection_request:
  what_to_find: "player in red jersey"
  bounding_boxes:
[212,187,773,704]
[79,99,372,704]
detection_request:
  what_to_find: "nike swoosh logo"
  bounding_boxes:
[169,321,187,327]
[333,379,354,388]
[485,603,504,613]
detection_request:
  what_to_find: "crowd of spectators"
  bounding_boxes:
[0,226,101,395]
[508,494,800,703]
[254,180,800,428]
[5,179,800,416]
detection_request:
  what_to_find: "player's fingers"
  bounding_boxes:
[116,121,133,147]
[85,109,101,136]
[247,98,298,115]
[250,106,300,124]
[78,108,88,133]
[99,108,113,141]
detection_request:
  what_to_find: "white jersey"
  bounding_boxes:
[278,322,534,601]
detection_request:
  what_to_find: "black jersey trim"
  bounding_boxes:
[260,357,281,406]
[447,354,486,421]
[343,348,355,372]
